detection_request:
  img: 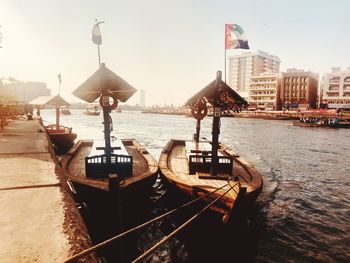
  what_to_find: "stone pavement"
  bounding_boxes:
[0,118,98,262]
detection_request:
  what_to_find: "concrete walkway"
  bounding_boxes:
[0,118,98,262]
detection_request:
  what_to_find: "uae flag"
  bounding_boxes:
[92,23,102,45]
[225,24,249,49]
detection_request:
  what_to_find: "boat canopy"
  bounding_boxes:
[29,95,70,107]
[72,63,137,103]
[185,78,247,109]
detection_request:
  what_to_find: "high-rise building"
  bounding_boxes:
[320,67,350,109]
[227,50,281,100]
[249,72,281,110]
[140,89,145,108]
[281,69,319,110]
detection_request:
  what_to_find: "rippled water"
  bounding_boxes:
[42,109,350,262]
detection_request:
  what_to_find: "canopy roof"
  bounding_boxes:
[29,95,70,107]
[185,77,247,109]
[72,63,137,103]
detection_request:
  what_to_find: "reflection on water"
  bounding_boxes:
[42,109,350,262]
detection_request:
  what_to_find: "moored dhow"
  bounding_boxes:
[30,95,77,155]
[63,63,158,196]
[159,71,263,223]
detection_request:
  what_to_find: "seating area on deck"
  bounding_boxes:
[185,141,233,175]
[85,138,133,178]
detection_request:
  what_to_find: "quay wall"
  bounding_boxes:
[0,117,98,262]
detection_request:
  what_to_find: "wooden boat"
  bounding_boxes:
[67,63,158,194]
[61,106,71,115]
[45,124,77,155]
[159,140,262,222]
[84,106,100,116]
[159,71,263,223]
[29,95,76,155]
[61,138,157,194]
[293,116,350,128]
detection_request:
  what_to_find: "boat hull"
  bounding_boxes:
[159,139,263,223]
[83,111,100,116]
[61,139,158,195]
[48,132,77,155]
[293,120,350,128]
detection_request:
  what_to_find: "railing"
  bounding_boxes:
[188,154,233,174]
[85,154,133,178]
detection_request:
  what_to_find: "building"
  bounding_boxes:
[0,79,50,102]
[320,67,350,109]
[140,89,145,108]
[281,69,319,110]
[249,72,281,110]
[227,50,281,100]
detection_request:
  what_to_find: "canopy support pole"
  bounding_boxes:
[211,71,222,176]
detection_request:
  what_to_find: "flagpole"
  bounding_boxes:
[97,44,101,67]
[224,44,227,83]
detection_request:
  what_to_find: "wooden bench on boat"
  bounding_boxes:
[85,138,133,178]
[185,141,233,175]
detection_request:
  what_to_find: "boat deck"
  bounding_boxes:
[169,144,236,199]
[63,139,157,191]
[166,140,261,197]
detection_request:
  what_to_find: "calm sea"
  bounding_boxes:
[41,109,350,262]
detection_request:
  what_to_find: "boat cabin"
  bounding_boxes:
[85,138,133,178]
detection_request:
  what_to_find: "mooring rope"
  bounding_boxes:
[64,181,235,263]
[131,181,238,263]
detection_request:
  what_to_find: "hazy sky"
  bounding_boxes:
[1,0,349,105]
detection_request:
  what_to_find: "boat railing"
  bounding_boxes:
[45,124,72,134]
[85,154,133,178]
[188,155,233,174]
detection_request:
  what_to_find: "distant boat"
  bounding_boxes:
[84,105,100,116]
[61,106,71,115]
[293,109,350,128]
[116,107,122,113]
[293,118,350,128]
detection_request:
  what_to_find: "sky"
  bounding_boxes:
[1,0,349,106]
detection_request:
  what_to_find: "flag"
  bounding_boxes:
[92,21,103,45]
[225,24,249,49]
[57,73,61,84]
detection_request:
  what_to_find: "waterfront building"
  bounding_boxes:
[249,72,282,110]
[227,50,281,100]
[320,67,350,109]
[0,79,50,102]
[140,89,146,108]
[281,68,319,110]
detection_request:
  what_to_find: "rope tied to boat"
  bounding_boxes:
[131,179,238,263]
[63,179,238,263]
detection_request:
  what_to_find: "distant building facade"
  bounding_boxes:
[140,89,145,108]
[249,72,282,110]
[320,67,350,109]
[228,50,281,100]
[0,80,50,102]
[281,69,319,110]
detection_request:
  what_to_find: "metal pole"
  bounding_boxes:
[196,119,201,142]
[56,106,60,130]
[224,45,227,83]
[98,44,101,67]
[211,71,222,176]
